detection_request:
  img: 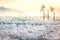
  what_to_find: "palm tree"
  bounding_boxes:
[40,5,45,20]
[50,6,55,21]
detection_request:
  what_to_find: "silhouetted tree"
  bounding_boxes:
[50,6,55,21]
[40,5,45,20]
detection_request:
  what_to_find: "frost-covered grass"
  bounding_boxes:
[0,17,60,40]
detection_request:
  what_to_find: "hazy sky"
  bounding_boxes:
[0,0,60,12]
[0,0,60,16]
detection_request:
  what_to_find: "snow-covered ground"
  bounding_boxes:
[0,17,60,40]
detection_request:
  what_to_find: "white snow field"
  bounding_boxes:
[0,17,60,40]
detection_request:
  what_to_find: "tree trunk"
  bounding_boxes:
[43,12,45,20]
[47,10,49,20]
[53,12,55,21]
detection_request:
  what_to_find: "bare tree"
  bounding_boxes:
[50,6,55,21]
[40,5,45,20]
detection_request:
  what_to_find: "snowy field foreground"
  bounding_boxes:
[0,17,60,40]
